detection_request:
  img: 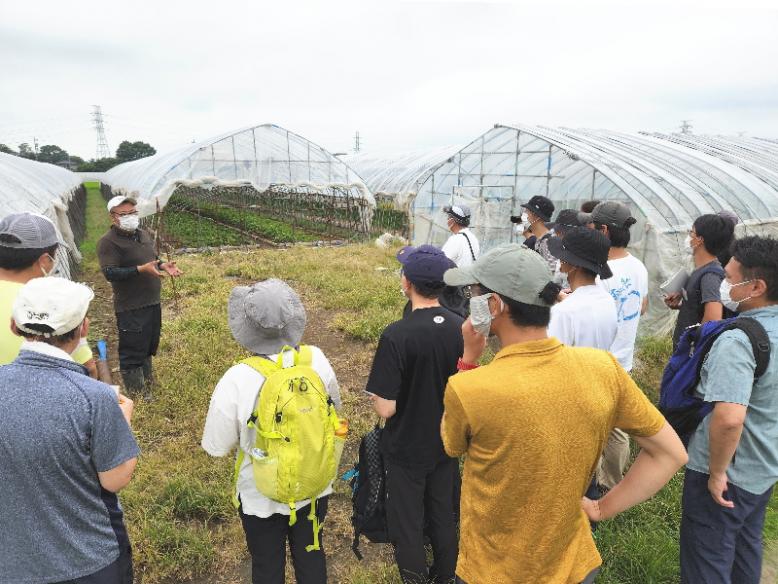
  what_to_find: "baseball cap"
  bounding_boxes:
[444,243,554,307]
[547,227,613,279]
[443,205,471,222]
[578,201,636,229]
[396,245,454,286]
[13,277,94,337]
[107,195,138,213]
[227,279,306,355]
[0,213,59,249]
[521,196,555,222]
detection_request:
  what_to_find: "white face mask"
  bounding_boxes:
[469,294,493,337]
[40,253,56,277]
[720,279,753,312]
[118,213,140,231]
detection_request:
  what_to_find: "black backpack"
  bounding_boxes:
[347,425,389,559]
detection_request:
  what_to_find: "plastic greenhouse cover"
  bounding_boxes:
[105,123,374,217]
[404,123,778,335]
[0,152,83,277]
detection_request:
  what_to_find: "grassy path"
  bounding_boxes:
[76,184,777,583]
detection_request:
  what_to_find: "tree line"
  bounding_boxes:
[0,140,156,172]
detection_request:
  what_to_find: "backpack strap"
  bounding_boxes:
[695,317,771,381]
[460,232,476,262]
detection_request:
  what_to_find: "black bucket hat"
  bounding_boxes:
[521,195,555,222]
[547,226,613,279]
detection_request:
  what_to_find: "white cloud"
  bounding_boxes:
[0,0,776,159]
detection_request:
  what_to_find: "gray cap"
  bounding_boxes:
[443,204,471,220]
[444,243,554,307]
[228,279,306,355]
[0,213,59,249]
[578,201,636,229]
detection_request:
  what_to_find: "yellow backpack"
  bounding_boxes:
[232,345,344,551]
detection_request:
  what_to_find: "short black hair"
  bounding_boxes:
[731,236,778,301]
[581,200,600,214]
[0,240,58,271]
[595,222,631,248]
[693,214,735,257]
[17,322,80,346]
[481,282,560,328]
[410,280,446,300]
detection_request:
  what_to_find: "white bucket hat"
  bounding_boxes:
[228,279,306,355]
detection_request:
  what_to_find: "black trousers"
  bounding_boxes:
[385,457,458,584]
[239,497,329,584]
[117,304,161,370]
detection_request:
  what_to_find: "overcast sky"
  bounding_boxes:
[1,0,776,160]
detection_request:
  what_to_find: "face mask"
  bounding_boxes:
[469,293,493,337]
[40,253,56,277]
[118,214,140,231]
[720,279,753,312]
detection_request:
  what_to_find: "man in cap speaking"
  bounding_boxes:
[97,195,183,397]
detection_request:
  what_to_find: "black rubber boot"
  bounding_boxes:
[141,357,154,401]
[121,367,146,396]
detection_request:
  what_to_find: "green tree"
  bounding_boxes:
[38,144,70,165]
[116,140,156,162]
[77,157,120,172]
[0,144,15,155]
[17,143,35,159]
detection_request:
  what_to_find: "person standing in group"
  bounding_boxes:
[548,209,583,289]
[97,196,182,397]
[716,210,740,268]
[202,279,341,584]
[0,212,95,374]
[579,201,649,491]
[681,236,778,584]
[665,214,735,348]
[441,244,687,584]
[366,245,464,584]
[519,195,558,271]
[441,205,479,267]
[0,277,139,584]
[548,227,617,350]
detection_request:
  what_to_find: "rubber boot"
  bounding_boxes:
[121,367,146,397]
[141,357,154,401]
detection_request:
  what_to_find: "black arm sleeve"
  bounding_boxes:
[103,266,140,281]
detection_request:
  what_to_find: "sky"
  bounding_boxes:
[1,0,776,160]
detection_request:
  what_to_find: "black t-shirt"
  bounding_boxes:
[366,306,464,467]
[672,260,725,347]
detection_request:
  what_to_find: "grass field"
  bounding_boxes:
[77,185,777,583]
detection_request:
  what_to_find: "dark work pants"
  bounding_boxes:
[680,468,773,584]
[239,497,329,584]
[117,304,161,370]
[385,457,458,584]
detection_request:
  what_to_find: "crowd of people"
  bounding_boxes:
[0,193,776,584]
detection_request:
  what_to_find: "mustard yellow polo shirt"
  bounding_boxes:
[442,338,665,584]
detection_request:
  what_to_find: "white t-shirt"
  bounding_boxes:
[441,229,480,267]
[596,253,649,372]
[548,285,617,350]
[201,346,341,518]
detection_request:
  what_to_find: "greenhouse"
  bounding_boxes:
[375,124,778,333]
[104,124,380,246]
[0,152,85,278]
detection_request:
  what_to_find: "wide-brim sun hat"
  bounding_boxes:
[547,229,613,280]
[228,279,306,355]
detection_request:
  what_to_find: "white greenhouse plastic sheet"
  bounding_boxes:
[396,124,778,336]
[104,124,375,217]
[0,152,84,278]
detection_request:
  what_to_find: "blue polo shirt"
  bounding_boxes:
[687,305,778,495]
[0,349,140,583]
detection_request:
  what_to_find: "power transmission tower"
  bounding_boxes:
[92,105,111,159]
[33,137,39,160]
[353,131,361,153]
[680,120,693,135]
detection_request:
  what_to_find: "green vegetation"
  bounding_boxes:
[76,186,776,583]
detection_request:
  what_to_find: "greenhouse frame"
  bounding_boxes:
[0,152,86,278]
[363,124,778,333]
